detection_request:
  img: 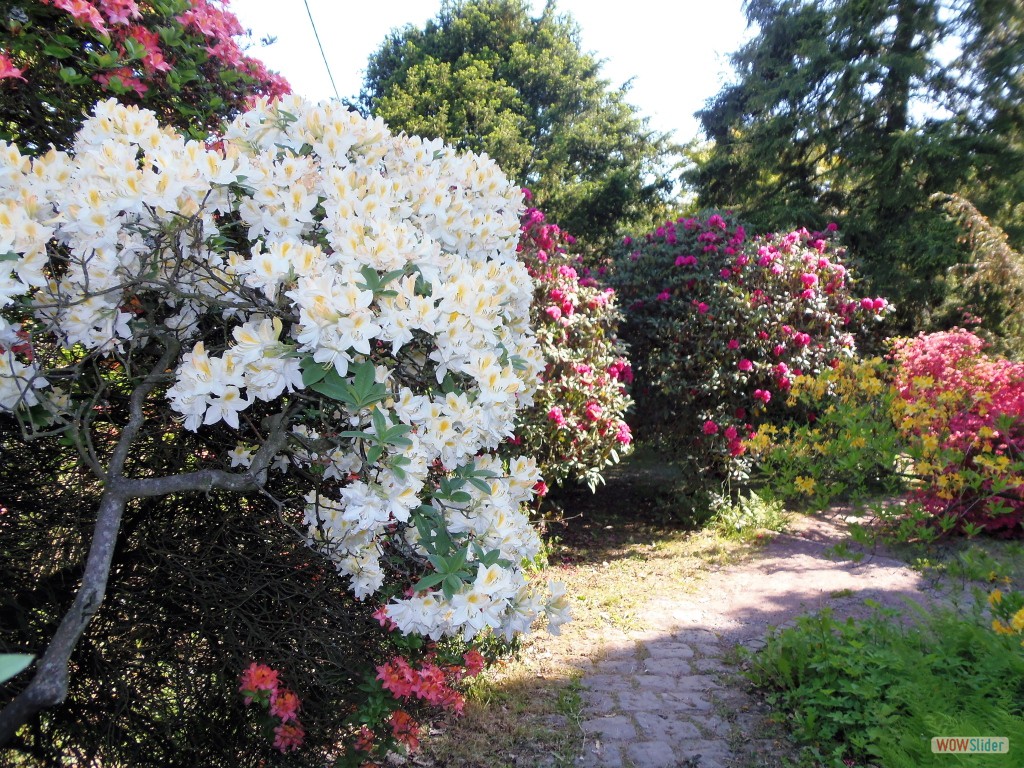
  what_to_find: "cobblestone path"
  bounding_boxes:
[573,514,951,767]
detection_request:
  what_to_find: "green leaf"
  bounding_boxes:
[467,477,492,494]
[411,572,446,593]
[337,430,374,441]
[43,43,73,59]
[0,252,19,263]
[0,654,33,685]
[122,37,145,60]
[57,67,86,85]
[299,356,328,386]
[442,574,463,599]
[309,370,352,404]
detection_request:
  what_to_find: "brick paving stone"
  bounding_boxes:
[675,739,733,767]
[625,740,679,767]
[673,674,723,692]
[693,714,731,737]
[633,673,681,690]
[634,711,703,742]
[660,690,714,712]
[586,673,634,692]
[559,512,949,768]
[616,690,670,713]
[577,742,626,768]
[593,659,645,675]
[693,658,728,673]
[644,641,695,659]
[582,714,638,740]
[582,690,619,715]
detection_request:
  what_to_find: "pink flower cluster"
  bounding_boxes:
[355,648,486,756]
[238,663,305,753]
[613,211,889,487]
[29,0,290,100]
[891,330,1024,536]
[512,201,635,487]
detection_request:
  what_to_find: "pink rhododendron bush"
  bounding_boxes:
[0,96,569,763]
[609,211,888,505]
[889,330,1024,537]
[509,204,633,492]
[0,0,290,152]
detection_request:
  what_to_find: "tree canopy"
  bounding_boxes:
[689,0,1024,328]
[358,0,676,251]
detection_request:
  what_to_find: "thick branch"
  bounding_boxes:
[0,341,295,746]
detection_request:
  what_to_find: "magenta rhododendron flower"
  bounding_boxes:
[703,420,719,435]
[657,290,671,301]
[728,339,740,350]
[754,389,772,404]
[547,406,567,426]
[738,359,753,372]
[544,305,561,320]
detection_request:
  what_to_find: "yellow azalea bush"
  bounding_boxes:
[752,330,1024,540]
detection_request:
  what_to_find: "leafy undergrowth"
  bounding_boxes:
[745,605,1024,768]
[414,449,771,767]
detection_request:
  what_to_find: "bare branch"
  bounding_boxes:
[0,336,188,745]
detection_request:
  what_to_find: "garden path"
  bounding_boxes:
[571,510,954,768]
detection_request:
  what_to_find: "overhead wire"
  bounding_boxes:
[303,0,340,100]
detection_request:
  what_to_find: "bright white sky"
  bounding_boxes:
[228,0,754,143]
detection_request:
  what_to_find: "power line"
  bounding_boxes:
[303,0,340,100]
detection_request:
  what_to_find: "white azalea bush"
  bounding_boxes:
[0,96,569,749]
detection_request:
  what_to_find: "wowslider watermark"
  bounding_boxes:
[931,737,1009,754]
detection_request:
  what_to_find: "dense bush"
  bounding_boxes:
[0,96,568,764]
[609,211,887,503]
[0,0,290,152]
[509,203,633,492]
[751,330,1024,540]
[891,330,1024,537]
[746,603,1024,767]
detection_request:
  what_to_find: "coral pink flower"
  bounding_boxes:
[0,53,25,81]
[463,649,486,677]
[239,663,279,699]
[270,688,301,722]
[273,722,304,753]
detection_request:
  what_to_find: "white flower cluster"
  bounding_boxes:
[0,96,568,641]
